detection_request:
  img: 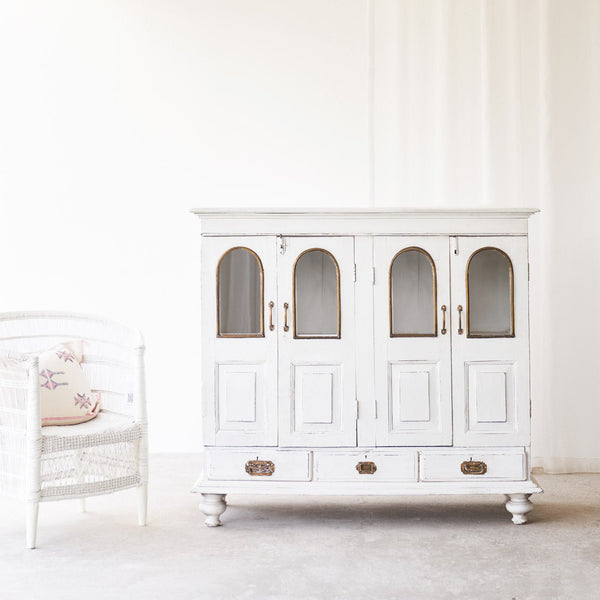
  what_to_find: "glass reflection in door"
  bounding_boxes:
[294,249,340,338]
[217,247,264,337]
[390,247,437,336]
[466,247,514,337]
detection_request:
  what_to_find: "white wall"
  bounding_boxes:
[0,1,598,468]
[0,0,370,452]
[534,1,600,472]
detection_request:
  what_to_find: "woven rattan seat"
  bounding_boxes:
[0,312,148,548]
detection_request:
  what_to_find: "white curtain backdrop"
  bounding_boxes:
[372,0,600,472]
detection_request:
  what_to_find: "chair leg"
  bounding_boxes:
[26,501,39,549]
[137,484,148,526]
[74,450,86,514]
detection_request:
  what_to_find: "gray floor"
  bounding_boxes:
[1,456,599,600]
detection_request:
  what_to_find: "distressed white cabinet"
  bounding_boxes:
[191,209,542,526]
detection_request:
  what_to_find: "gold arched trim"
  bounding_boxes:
[216,246,265,338]
[389,246,438,338]
[466,246,515,338]
[293,248,341,339]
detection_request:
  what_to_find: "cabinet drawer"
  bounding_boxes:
[419,449,526,482]
[205,449,311,482]
[314,450,418,482]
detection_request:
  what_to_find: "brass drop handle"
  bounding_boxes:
[283,302,289,332]
[356,461,377,475]
[441,305,447,335]
[461,459,487,475]
[245,459,275,476]
[268,301,275,331]
[457,305,464,335]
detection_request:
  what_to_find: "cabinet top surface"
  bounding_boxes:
[191,208,538,235]
[191,207,539,218]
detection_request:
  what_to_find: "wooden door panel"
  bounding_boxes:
[292,364,341,430]
[466,361,516,430]
[201,236,278,446]
[451,236,529,446]
[278,237,356,447]
[374,236,452,446]
[217,363,264,429]
[389,361,440,429]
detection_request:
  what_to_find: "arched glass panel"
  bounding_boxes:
[467,248,514,338]
[294,249,340,338]
[390,248,436,337]
[217,247,263,337]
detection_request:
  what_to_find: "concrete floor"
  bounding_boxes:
[1,456,599,600]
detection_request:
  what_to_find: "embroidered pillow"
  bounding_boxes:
[38,341,100,426]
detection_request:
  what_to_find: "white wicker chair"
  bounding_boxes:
[0,312,148,548]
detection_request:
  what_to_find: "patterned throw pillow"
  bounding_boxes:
[39,341,100,426]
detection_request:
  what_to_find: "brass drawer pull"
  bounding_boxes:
[245,459,275,476]
[356,461,377,475]
[461,460,487,475]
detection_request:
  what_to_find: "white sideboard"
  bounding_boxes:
[191,209,542,526]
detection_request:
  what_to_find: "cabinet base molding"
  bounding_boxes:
[193,478,542,497]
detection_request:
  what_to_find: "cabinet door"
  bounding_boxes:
[201,236,278,446]
[374,236,452,446]
[278,237,357,447]
[450,236,530,446]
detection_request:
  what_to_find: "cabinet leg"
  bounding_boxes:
[200,493,227,527]
[505,493,533,525]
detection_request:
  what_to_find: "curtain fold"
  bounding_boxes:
[373,0,600,472]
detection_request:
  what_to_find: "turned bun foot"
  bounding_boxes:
[200,493,227,527]
[505,493,533,524]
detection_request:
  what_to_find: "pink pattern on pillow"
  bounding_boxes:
[74,393,92,409]
[41,392,101,426]
[55,349,76,363]
[40,369,67,391]
[38,341,101,426]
